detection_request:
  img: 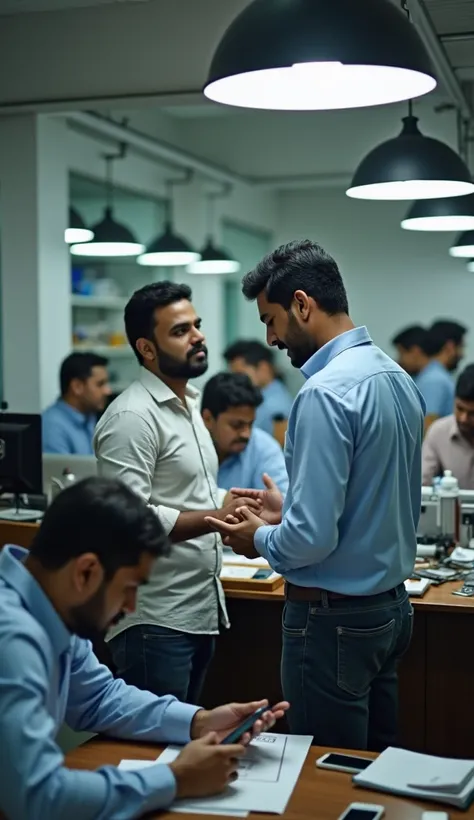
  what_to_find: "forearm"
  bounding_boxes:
[169,510,220,542]
[255,511,336,573]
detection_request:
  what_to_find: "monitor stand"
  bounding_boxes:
[0,494,43,522]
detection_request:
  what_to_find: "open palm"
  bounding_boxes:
[231,474,283,525]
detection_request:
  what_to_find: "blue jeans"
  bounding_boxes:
[109,625,215,703]
[281,584,413,750]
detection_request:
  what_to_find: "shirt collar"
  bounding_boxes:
[57,399,93,427]
[301,326,373,380]
[420,360,448,378]
[0,545,71,657]
[139,367,200,406]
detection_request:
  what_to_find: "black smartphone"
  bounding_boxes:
[221,705,268,745]
[253,569,273,580]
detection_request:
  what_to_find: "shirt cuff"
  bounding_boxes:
[140,762,178,813]
[254,525,277,562]
[217,487,228,507]
[154,505,181,536]
[160,701,202,745]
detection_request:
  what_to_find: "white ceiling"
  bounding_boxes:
[0,0,148,13]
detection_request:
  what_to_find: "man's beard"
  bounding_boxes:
[158,342,209,379]
[280,313,317,369]
[68,582,123,642]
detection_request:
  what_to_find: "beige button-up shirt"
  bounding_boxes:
[94,368,229,637]
[422,414,474,490]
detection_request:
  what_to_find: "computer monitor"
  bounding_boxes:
[0,413,43,520]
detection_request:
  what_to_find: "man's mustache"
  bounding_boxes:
[188,344,208,359]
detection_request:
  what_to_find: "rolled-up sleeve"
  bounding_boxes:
[0,632,197,820]
[94,410,180,534]
[254,387,352,573]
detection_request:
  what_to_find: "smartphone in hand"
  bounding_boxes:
[221,706,268,745]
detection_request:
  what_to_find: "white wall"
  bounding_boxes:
[277,188,474,364]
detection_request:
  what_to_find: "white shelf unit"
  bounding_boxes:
[70,294,126,310]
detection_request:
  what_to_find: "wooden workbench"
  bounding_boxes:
[2,521,472,758]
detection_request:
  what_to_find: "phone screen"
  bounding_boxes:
[324,753,372,770]
[344,810,379,820]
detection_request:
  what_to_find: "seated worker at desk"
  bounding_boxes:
[0,476,287,820]
[391,324,428,378]
[224,339,293,436]
[422,363,474,489]
[201,372,288,495]
[42,351,111,455]
[416,320,466,432]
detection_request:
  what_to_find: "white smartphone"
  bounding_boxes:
[316,751,373,774]
[337,802,385,820]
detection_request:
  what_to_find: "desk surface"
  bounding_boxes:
[2,520,474,614]
[65,739,473,820]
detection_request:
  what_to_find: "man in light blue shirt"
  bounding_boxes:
[201,372,288,495]
[224,340,293,435]
[207,240,425,752]
[415,320,466,428]
[0,476,287,820]
[42,352,111,454]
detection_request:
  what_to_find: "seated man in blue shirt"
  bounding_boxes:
[0,476,287,820]
[201,372,288,496]
[224,340,293,436]
[207,239,424,753]
[415,319,466,433]
[42,352,111,454]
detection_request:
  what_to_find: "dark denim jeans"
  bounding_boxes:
[109,625,215,703]
[281,584,413,750]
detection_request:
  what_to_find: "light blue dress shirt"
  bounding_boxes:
[414,360,455,418]
[0,545,199,820]
[42,399,97,455]
[254,379,294,435]
[218,427,289,495]
[254,327,425,596]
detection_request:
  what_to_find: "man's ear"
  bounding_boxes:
[71,553,105,596]
[201,408,214,430]
[136,337,156,363]
[293,289,311,321]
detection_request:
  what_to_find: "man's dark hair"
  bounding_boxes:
[223,339,274,367]
[202,372,263,418]
[60,352,108,396]
[30,477,169,579]
[241,239,349,314]
[124,281,192,365]
[456,365,474,402]
[391,325,426,350]
[422,320,467,357]
[429,320,467,346]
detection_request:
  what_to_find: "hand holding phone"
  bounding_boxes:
[220,706,268,745]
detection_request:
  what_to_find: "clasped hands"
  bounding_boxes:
[207,474,283,558]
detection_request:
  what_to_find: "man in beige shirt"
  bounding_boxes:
[422,364,474,489]
[94,281,258,703]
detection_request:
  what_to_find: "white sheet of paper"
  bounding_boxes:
[118,759,157,771]
[221,549,268,568]
[157,733,312,815]
[220,566,257,579]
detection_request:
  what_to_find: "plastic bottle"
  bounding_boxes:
[438,470,460,542]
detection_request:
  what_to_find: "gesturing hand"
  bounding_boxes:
[205,505,265,558]
[230,473,283,525]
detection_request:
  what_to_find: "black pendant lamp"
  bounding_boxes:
[449,231,474,259]
[65,207,94,244]
[71,149,144,258]
[187,189,240,274]
[138,179,200,267]
[204,0,436,111]
[401,194,474,232]
[347,108,474,201]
